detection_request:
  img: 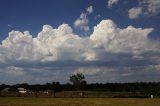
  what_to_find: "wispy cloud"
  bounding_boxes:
[128,0,160,19]
[74,5,94,32]
[7,24,12,28]
[108,0,119,8]
[86,5,93,14]
[128,7,142,19]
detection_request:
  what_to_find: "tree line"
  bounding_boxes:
[0,73,160,96]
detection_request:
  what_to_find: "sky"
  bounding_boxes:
[0,0,160,84]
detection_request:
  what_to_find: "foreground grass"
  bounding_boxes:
[0,97,160,106]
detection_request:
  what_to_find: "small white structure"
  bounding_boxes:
[17,88,27,94]
[151,95,154,99]
[43,91,49,94]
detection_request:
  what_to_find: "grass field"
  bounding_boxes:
[0,97,160,106]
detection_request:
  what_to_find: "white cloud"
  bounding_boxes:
[86,5,93,14]
[140,0,160,16]
[1,19,160,83]
[5,66,25,76]
[90,19,155,54]
[1,31,34,62]
[74,5,94,32]
[73,67,116,76]
[108,0,160,19]
[1,24,93,63]
[1,19,157,62]
[128,7,142,19]
[73,65,160,83]
[108,0,119,8]
[73,67,103,75]
[74,13,89,32]
[127,0,160,19]
[7,24,12,28]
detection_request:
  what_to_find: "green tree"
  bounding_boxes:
[70,73,86,90]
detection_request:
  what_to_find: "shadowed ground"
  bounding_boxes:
[0,97,160,106]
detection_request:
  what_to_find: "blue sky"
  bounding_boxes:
[0,0,160,84]
[1,0,159,40]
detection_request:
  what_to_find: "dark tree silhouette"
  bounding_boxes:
[69,73,86,90]
[51,82,62,97]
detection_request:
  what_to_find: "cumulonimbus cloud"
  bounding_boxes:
[1,19,156,63]
[0,19,160,83]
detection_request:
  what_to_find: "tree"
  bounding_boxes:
[69,73,86,90]
[51,82,62,97]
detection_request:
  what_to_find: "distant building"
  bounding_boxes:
[17,88,27,94]
[1,88,10,92]
[151,95,154,99]
[42,90,53,94]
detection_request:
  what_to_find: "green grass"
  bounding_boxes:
[0,97,160,106]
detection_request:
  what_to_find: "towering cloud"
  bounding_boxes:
[90,19,154,54]
[0,19,160,84]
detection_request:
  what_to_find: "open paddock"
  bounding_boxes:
[0,97,160,106]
